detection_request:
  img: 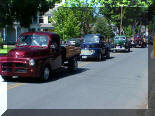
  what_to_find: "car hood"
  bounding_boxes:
[114,40,126,45]
[8,47,49,58]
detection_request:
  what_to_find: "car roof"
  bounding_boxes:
[115,35,126,37]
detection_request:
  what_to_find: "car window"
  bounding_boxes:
[84,35,100,43]
[18,35,49,47]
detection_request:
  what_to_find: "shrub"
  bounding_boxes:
[0,34,3,49]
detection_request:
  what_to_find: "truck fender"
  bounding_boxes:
[40,58,52,74]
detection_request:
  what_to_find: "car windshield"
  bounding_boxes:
[83,35,100,43]
[114,37,126,41]
[17,35,49,47]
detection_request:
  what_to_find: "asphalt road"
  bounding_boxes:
[1,48,148,109]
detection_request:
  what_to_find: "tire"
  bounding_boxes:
[128,48,130,52]
[106,51,110,59]
[97,53,102,61]
[41,66,51,81]
[68,57,78,72]
[1,76,12,81]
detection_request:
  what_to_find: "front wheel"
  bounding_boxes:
[97,53,102,61]
[106,51,110,59]
[68,57,78,72]
[128,48,130,52]
[41,67,51,81]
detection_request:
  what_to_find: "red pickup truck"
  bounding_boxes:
[0,32,80,81]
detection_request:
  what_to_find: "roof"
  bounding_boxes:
[40,24,54,29]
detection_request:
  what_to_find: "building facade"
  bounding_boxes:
[0,0,65,44]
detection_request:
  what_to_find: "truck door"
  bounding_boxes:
[50,35,62,70]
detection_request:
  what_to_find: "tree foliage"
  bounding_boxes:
[94,17,114,40]
[0,0,60,27]
[97,0,152,7]
[62,0,96,35]
[99,5,148,36]
[51,3,95,40]
[51,7,81,40]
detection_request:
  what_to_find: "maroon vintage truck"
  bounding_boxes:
[0,32,80,81]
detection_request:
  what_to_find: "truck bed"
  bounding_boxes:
[61,45,81,60]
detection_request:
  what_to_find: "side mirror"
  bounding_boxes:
[50,45,56,49]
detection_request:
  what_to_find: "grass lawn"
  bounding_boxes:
[0,45,15,54]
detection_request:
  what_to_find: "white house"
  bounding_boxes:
[0,0,65,44]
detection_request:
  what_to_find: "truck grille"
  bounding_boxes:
[15,63,27,68]
[15,69,27,73]
[1,62,27,73]
[2,63,12,67]
[2,68,12,72]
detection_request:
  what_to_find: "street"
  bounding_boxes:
[2,48,147,109]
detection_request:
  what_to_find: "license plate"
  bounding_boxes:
[82,56,87,59]
[81,50,90,55]
[116,46,120,49]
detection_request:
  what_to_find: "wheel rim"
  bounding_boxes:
[43,67,50,81]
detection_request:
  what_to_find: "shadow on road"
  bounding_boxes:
[79,56,115,62]
[6,68,89,83]
[112,51,132,53]
[52,67,89,82]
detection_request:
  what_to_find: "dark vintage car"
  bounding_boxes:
[0,32,81,81]
[80,34,110,61]
[131,34,146,48]
[113,35,130,52]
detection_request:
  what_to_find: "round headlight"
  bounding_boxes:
[90,50,95,54]
[29,59,35,66]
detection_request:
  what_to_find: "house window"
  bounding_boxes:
[32,17,37,24]
[39,16,44,23]
[48,16,51,23]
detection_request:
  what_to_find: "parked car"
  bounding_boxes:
[131,34,146,48]
[66,38,83,47]
[113,35,130,52]
[0,32,81,81]
[80,34,110,61]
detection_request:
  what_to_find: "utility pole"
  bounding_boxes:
[120,5,123,35]
[86,3,89,34]
[85,0,89,34]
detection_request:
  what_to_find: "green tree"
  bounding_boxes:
[94,17,114,41]
[97,0,152,7]
[123,25,132,37]
[0,33,3,48]
[99,6,149,36]
[51,7,81,40]
[0,0,61,27]
[62,0,97,35]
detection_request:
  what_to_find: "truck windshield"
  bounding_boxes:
[83,35,100,43]
[17,35,49,47]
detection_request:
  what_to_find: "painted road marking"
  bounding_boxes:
[7,49,136,90]
[7,83,25,90]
